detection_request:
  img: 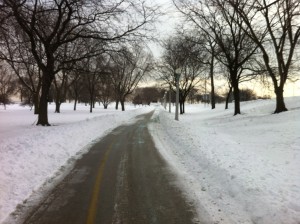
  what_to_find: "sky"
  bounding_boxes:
[147,0,183,58]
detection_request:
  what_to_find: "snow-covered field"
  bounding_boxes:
[0,103,153,223]
[149,97,300,224]
[0,97,299,224]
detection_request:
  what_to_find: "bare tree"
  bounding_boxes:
[74,48,111,113]
[110,45,154,111]
[69,70,83,111]
[1,0,159,125]
[0,63,16,109]
[81,57,101,113]
[98,69,114,109]
[53,41,88,113]
[53,70,69,113]
[224,80,233,109]
[0,27,42,114]
[158,35,205,114]
[205,38,217,109]
[226,0,300,113]
[174,0,259,115]
[184,29,218,109]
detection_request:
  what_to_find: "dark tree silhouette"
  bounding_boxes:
[1,0,159,125]
[110,45,154,111]
[226,0,300,113]
[0,63,16,109]
[174,0,258,115]
[158,34,205,114]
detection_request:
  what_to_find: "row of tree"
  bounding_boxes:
[0,44,154,112]
[0,0,159,125]
[1,0,299,121]
[157,0,300,115]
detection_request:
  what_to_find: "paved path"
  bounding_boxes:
[13,111,196,224]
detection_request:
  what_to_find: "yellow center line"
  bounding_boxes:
[86,144,113,224]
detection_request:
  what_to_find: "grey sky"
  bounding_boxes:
[147,0,183,58]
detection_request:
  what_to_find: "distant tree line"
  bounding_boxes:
[132,87,163,106]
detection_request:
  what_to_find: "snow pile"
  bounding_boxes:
[149,97,300,224]
[0,103,153,223]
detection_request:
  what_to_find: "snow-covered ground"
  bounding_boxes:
[149,97,300,224]
[0,103,153,223]
[1,98,299,224]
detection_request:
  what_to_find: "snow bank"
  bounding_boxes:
[149,97,300,224]
[0,103,153,223]
[1,98,299,224]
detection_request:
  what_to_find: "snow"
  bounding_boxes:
[0,103,153,223]
[148,97,300,224]
[1,97,299,224]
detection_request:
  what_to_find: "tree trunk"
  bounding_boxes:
[225,86,232,110]
[274,86,287,113]
[232,83,241,115]
[90,97,93,113]
[74,99,77,111]
[20,90,23,102]
[55,101,61,113]
[121,100,125,111]
[210,55,216,109]
[33,92,39,114]
[37,75,53,126]
[55,91,61,113]
[73,92,78,111]
[89,86,94,113]
[115,100,119,110]
[179,101,183,114]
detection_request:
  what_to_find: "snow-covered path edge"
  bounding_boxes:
[0,106,153,224]
[148,99,300,224]
[148,109,232,224]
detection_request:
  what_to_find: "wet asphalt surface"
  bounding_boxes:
[9,111,196,224]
